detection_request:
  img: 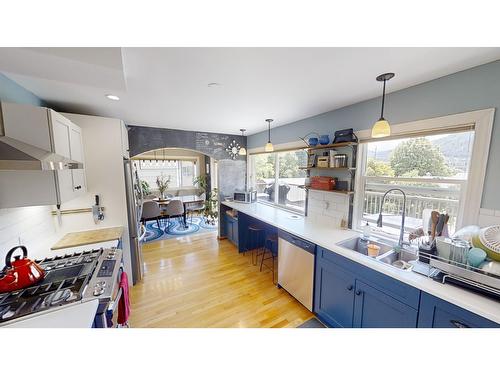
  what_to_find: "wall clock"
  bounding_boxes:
[225,140,241,160]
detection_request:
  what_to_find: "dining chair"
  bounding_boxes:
[163,199,185,228]
[185,193,206,224]
[141,201,162,229]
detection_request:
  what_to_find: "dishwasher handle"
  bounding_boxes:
[278,229,316,254]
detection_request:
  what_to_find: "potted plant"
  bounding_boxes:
[156,173,171,200]
[203,188,219,225]
[140,180,151,197]
[193,175,208,195]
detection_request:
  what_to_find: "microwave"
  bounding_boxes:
[234,190,257,203]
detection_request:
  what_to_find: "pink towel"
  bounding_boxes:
[117,271,130,325]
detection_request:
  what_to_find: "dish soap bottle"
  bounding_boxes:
[363,223,371,239]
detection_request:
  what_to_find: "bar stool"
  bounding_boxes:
[260,234,278,284]
[246,225,265,265]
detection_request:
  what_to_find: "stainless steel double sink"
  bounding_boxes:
[336,235,418,271]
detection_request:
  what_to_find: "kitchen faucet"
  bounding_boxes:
[376,188,407,248]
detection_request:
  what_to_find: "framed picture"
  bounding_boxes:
[307,154,316,168]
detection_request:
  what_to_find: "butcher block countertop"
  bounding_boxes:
[51,226,124,250]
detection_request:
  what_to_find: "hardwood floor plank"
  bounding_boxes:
[129,232,313,327]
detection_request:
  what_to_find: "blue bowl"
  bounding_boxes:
[468,247,487,268]
[319,135,330,145]
[308,137,319,146]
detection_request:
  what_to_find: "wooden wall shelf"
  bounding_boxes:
[307,142,357,152]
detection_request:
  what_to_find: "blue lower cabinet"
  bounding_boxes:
[314,246,419,328]
[225,214,238,246]
[417,292,499,328]
[315,258,355,328]
[353,280,418,328]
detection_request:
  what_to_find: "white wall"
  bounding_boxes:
[0,113,132,283]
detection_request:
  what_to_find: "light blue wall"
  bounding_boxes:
[248,60,500,210]
[0,73,43,106]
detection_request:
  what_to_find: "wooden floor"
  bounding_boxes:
[129,232,313,328]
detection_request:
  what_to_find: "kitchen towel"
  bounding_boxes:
[117,271,130,326]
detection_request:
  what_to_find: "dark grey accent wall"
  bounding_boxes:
[127,125,248,200]
[128,125,247,161]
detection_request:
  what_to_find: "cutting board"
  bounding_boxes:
[51,227,124,250]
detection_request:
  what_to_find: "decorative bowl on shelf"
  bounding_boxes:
[319,135,330,145]
[308,137,319,146]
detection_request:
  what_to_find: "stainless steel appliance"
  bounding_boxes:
[0,248,123,327]
[278,230,316,311]
[124,159,145,284]
[233,190,257,203]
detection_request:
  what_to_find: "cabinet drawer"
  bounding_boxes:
[418,292,499,328]
[318,246,420,309]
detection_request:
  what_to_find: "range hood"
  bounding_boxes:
[0,137,83,171]
[0,102,84,171]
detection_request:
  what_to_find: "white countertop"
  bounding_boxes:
[222,201,500,324]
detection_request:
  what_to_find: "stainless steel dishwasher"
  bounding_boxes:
[278,230,316,311]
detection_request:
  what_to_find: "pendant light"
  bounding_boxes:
[264,119,274,152]
[238,129,247,155]
[371,73,395,138]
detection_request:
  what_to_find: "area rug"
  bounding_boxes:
[143,216,218,242]
[297,317,327,328]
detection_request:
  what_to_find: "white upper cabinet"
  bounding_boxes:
[0,103,87,208]
[49,110,72,159]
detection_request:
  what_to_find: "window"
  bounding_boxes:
[137,159,197,189]
[356,129,475,238]
[249,149,308,213]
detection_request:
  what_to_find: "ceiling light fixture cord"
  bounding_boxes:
[380,78,386,120]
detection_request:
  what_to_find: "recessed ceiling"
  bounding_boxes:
[1,47,499,135]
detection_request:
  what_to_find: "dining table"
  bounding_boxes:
[154,195,205,228]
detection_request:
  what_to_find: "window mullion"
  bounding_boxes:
[274,152,279,205]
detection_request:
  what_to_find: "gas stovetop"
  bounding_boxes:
[0,248,121,325]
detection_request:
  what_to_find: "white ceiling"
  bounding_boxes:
[1,47,499,135]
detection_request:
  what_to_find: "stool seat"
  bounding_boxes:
[258,233,278,284]
[246,226,265,265]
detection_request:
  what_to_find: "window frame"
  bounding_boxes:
[137,157,199,190]
[248,148,308,215]
[352,108,495,232]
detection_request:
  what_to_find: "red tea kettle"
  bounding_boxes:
[0,246,45,293]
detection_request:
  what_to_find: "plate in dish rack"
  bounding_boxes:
[480,225,500,253]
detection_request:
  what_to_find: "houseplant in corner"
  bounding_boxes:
[193,175,208,195]
[156,173,170,200]
[203,188,219,225]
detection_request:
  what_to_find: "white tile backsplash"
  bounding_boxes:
[307,191,349,226]
[0,205,58,267]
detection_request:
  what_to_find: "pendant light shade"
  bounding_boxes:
[371,73,395,138]
[238,129,247,155]
[264,119,274,152]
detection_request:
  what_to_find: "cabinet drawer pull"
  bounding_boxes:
[355,290,362,296]
[347,285,353,291]
[450,319,470,328]
[75,185,82,190]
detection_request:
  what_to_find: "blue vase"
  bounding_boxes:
[319,135,330,145]
[308,137,319,146]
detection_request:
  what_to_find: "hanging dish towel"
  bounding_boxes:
[117,271,131,327]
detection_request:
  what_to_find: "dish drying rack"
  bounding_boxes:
[417,251,500,299]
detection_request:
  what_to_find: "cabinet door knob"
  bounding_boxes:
[75,185,81,190]
[355,290,362,296]
[450,320,470,328]
[346,285,353,291]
